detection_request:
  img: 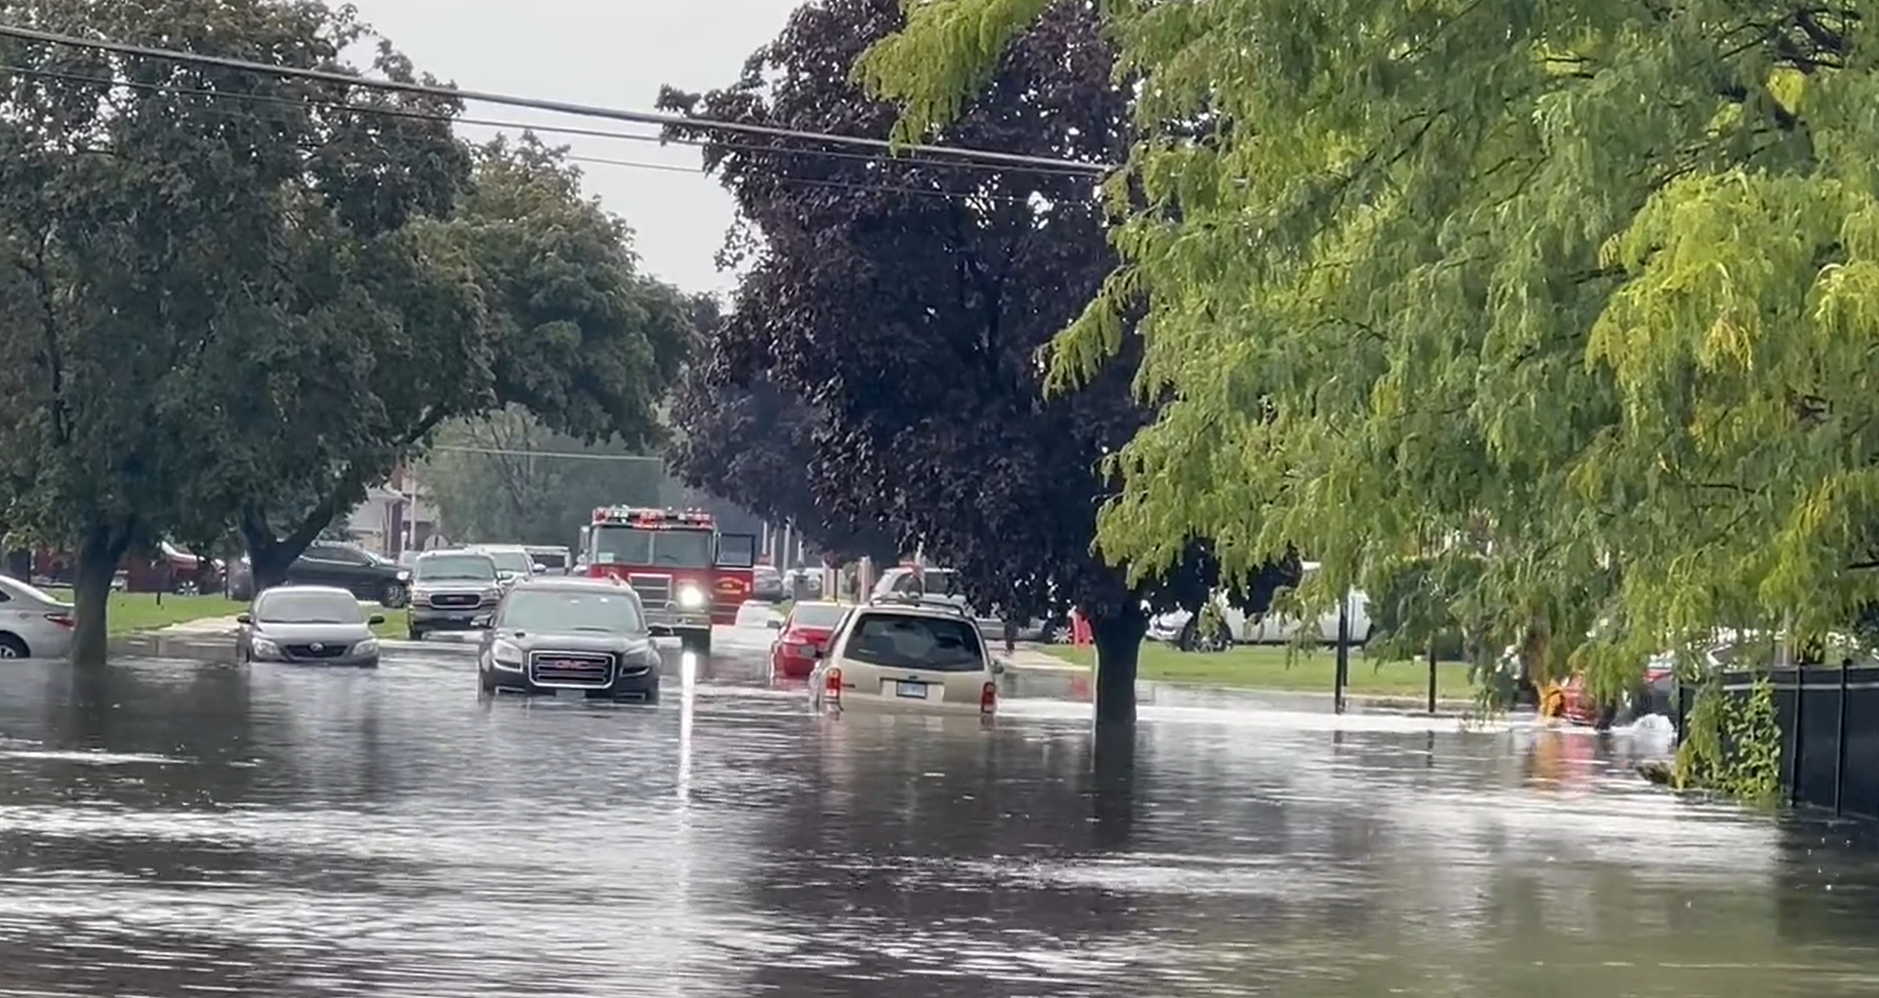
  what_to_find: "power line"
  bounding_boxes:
[0,63,1072,206]
[431,445,668,462]
[0,61,1101,179]
[0,23,1115,176]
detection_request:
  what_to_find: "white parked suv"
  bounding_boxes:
[809,595,1003,715]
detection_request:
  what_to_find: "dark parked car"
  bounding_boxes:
[228,542,411,607]
[475,577,666,703]
[236,586,383,667]
[753,565,786,602]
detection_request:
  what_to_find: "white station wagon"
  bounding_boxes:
[809,596,1001,715]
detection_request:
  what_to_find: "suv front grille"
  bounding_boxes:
[627,574,671,606]
[528,652,614,687]
[428,593,480,609]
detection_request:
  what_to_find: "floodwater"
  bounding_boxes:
[0,621,1877,996]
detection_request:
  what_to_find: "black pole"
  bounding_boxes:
[1333,598,1350,714]
[1835,661,1849,817]
[1427,639,1438,715]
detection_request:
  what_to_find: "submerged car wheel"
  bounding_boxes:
[0,633,26,658]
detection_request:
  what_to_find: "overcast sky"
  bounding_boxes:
[349,0,799,294]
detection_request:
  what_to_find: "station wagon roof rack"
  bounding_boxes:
[865,593,972,617]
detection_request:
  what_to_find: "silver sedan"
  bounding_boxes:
[237,586,383,667]
[0,575,76,659]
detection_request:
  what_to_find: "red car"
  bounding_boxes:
[769,601,850,680]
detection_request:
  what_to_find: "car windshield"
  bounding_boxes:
[483,550,531,573]
[528,550,568,570]
[256,591,362,624]
[498,589,644,633]
[590,526,713,568]
[790,603,847,628]
[840,613,985,672]
[416,555,497,582]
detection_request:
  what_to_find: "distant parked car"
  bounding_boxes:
[1145,562,1371,649]
[0,574,75,659]
[870,565,1070,643]
[235,585,382,667]
[752,565,786,602]
[227,542,411,607]
[468,544,536,586]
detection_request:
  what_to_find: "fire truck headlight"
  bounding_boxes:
[677,586,706,608]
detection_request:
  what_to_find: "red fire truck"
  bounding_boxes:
[582,506,757,654]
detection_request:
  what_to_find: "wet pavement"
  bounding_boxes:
[2,620,1879,995]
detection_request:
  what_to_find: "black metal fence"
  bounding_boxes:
[1686,667,1879,818]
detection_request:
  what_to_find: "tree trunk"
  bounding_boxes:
[1090,604,1148,724]
[70,531,124,669]
[239,497,344,593]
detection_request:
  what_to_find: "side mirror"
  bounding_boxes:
[471,614,492,628]
[992,659,1007,675]
[235,613,252,625]
[766,618,783,629]
[368,615,384,625]
[647,624,674,637]
[532,562,546,574]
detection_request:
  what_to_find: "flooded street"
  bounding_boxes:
[1,620,1877,996]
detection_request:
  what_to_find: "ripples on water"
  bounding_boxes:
[0,643,1876,996]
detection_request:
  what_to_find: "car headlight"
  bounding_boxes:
[251,637,280,657]
[677,586,705,608]
[491,639,523,668]
[410,587,431,602]
[353,638,378,655]
[396,569,410,581]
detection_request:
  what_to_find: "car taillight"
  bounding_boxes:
[43,613,74,629]
[825,667,842,699]
[980,681,996,713]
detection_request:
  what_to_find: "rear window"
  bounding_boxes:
[790,603,847,628]
[840,612,985,672]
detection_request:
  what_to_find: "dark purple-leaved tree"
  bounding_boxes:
[659,0,1292,721]
[668,365,897,565]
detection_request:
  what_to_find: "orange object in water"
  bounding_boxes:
[1540,682,1565,719]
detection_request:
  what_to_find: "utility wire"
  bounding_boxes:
[0,63,1071,206]
[0,62,1101,179]
[0,23,1115,176]
[431,445,668,462]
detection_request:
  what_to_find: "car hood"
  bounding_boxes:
[495,630,656,656]
[255,622,374,642]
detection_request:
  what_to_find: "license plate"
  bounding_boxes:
[895,681,926,699]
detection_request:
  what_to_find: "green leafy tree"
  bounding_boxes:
[0,0,469,663]
[860,0,1879,695]
[419,405,668,548]
[232,133,696,589]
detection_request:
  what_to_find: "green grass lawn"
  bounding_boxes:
[1041,641,1476,698]
[38,590,250,636]
[41,589,413,639]
[370,608,408,639]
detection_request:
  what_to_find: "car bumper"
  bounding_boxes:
[484,661,660,699]
[645,607,713,631]
[411,607,490,629]
[255,650,379,667]
[772,651,815,679]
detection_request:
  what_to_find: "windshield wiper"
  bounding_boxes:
[568,626,615,632]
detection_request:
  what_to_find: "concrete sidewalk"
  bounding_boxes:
[1000,648,1475,715]
[155,615,244,636]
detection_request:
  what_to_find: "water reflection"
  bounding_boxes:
[0,642,1871,995]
